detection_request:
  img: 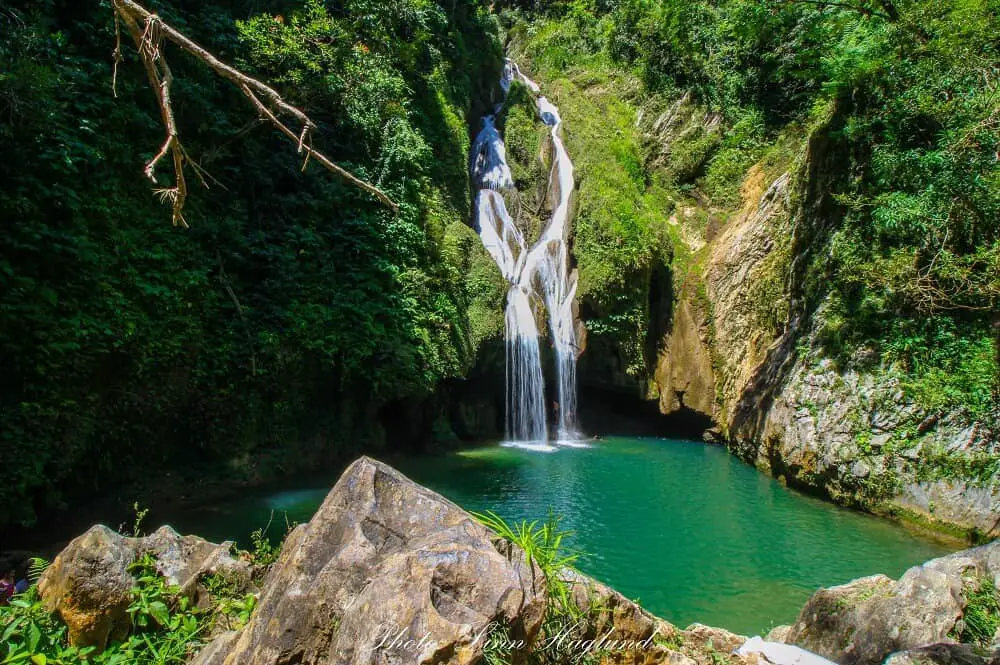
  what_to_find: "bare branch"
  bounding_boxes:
[116,5,188,226]
[112,8,123,98]
[110,0,399,223]
[238,84,399,209]
[216,250,257,377]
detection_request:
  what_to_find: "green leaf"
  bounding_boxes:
[26,621,41,652]
[148,600,170,626]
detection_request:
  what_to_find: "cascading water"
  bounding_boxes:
[470,59,582,446]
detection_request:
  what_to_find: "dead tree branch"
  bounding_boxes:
[111,0,399,224]
[216,250,257,376]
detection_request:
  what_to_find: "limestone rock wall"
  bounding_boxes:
[646,95,999,536]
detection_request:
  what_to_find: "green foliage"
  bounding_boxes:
[473,509,611,665]
[953,574,1000,648]
[916,445,1000,488]
[473,509,581,619]
[127,503,151,538]
[857,469,902,509]
[0,587,95,665]
[700,109,768,207]
[481,619,515,665]
[202,572,258,632]
[126,555,185,632]
[0,0,503,528]
[235,509,296,572]
[502,82,547,192]
[884,319,997,419]
[95,556,206,664]
[25,559,49,585]
[247,526,281,569]
[0,553,221,665]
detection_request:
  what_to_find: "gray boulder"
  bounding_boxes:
[193,456,547,665]
[38,524,250,649]
[779,541,1000,665]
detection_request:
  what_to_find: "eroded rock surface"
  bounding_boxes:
[885,643,1000,665]
[655,295,715,419]
[194,456,546,665]
[38,524,248,649]
[563,569,769,665]
[775,541,1000,665]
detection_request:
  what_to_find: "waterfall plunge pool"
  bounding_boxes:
[168,437,954,635]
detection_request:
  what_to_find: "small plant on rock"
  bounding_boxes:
[472,509,580,617]
[474,509,610,665]
[953,574,1000,648]
[0,586,95,664]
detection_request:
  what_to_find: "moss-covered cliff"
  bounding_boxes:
[503,1,999,538]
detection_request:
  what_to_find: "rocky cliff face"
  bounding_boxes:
[644,99,999,538]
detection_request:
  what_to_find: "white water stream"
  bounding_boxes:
[470,60,582,447]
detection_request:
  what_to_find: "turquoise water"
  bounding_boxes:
[169,437,953,635]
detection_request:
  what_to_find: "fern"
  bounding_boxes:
[27,557,49,583]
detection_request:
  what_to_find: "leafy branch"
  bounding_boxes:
[110,0,399,227]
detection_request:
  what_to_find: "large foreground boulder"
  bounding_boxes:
[38,524,249,649]
[774,541,1000,665]
[194,456,547,665]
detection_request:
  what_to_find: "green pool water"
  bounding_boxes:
[169,437,954,635]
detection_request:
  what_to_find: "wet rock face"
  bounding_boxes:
[195,456,546,665]
[778,541,1000,665]
[655,296,715,419]
[736,350,1000,535]
[37,525,249,650]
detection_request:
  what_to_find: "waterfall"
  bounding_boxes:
[470,59,582,446]
[505,285,548,442]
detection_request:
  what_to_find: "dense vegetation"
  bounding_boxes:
[0,523,276,664]
[500,0,998,417]
[0,0,503,528]
[1,0,997,530]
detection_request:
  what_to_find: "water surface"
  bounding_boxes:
[170,437,953,635]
